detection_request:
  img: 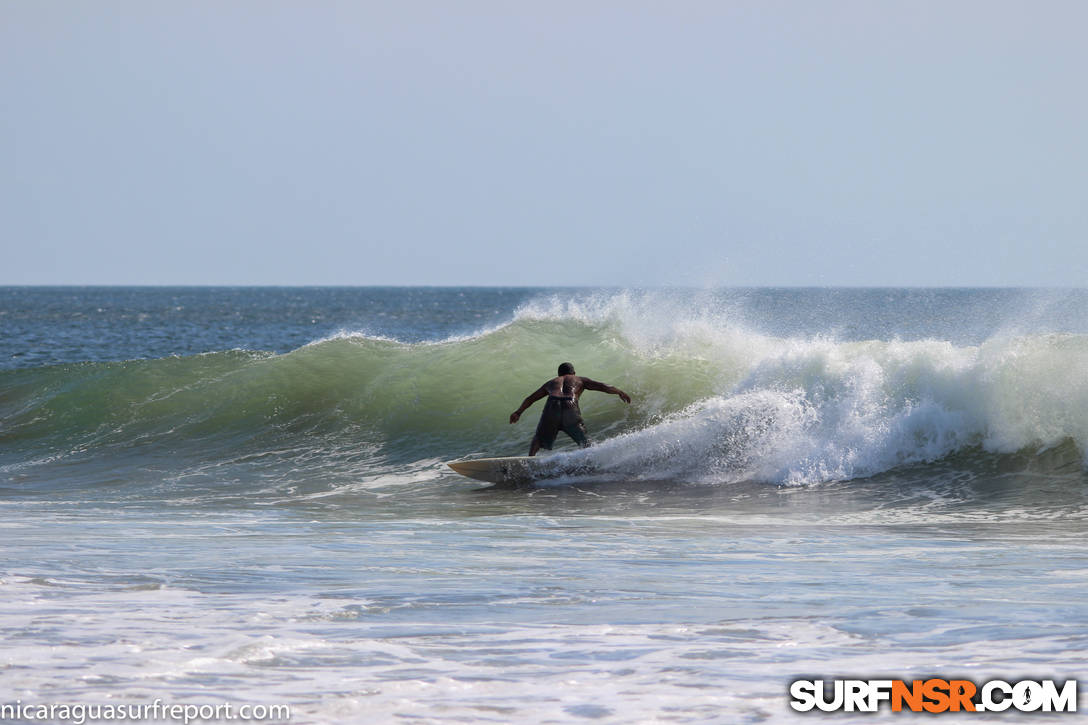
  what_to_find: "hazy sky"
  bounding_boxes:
[2,1,1086,286]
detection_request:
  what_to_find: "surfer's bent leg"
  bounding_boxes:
[531,397,563,456]
[564,421,590,448]
[560,402,590,448]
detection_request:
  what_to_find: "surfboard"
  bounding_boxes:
[446,456,593,486]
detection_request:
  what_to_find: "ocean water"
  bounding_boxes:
[2,286,1087,723]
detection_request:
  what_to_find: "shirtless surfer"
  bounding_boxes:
[509,362,631,456]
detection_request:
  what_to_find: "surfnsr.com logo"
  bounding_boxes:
[789,679,1078,713]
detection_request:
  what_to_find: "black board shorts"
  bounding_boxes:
[534,395,589,449]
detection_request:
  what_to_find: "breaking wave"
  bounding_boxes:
[2,292,1087,491]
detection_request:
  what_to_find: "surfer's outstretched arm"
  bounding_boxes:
[580,377,632,404]
[510,386,548,424]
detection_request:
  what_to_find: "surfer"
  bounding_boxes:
[509,362,631,456]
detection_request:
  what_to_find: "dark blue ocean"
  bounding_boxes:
[2,287,1087,722]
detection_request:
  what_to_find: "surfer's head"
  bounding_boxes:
[557,362,575,376]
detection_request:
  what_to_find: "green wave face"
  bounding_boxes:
[0,316,737,468]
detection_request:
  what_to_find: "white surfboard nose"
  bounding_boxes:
[446,457,538,485]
